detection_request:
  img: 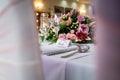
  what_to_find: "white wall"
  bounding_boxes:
[34,0,91,16]
[41,0,80,12]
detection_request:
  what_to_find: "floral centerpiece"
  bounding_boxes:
[40,9,95,44]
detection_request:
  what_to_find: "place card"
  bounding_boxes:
[56,39,72,47]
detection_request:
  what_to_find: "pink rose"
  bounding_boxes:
[66,33,76,40]
[66,20,71,26]
[59,34,66,39]
[70,30,75,34]
[66,33,71,39]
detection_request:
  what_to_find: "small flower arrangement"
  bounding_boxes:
[40,9,95,43]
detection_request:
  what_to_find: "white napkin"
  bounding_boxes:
[52,44,95,60]
[41,43,78,55]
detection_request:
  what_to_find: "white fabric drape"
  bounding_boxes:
[0,0,44,80]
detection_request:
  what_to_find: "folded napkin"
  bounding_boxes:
[52,44,95,60]
[41,43,78,55]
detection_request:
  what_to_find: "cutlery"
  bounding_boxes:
[61,44,90,58]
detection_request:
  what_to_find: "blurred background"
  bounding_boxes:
[33,0,92,29]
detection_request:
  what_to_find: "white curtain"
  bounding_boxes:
[0,0,44,80]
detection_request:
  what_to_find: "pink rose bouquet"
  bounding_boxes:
[58,9,94,43]
[44,9,95,43]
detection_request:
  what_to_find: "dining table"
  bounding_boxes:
[41,42,95,80]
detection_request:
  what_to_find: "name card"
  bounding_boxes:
[56,39,72,47]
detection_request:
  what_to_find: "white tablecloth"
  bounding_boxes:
[42,44,95,80]
[66,55,95,80]
[42,55,67,80]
